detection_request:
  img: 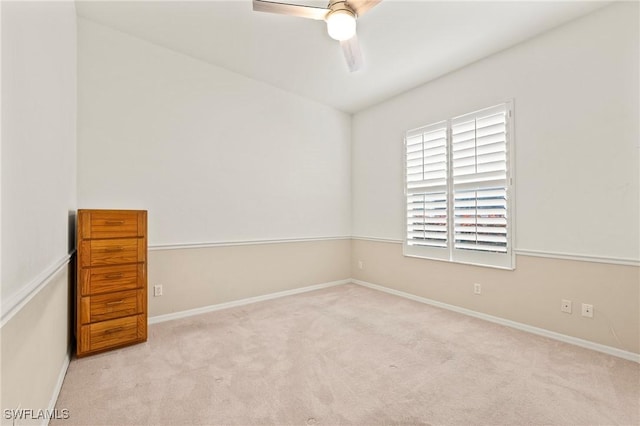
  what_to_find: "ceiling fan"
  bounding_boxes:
[253,0,381,72]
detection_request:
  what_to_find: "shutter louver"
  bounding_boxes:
[452,105,509,254]
[453,188,508,253]
[407,192,448,247]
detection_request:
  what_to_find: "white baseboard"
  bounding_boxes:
[44,346,71,426]
[148,279,351,325]
[148,277,638,363]
[353,279,640,364]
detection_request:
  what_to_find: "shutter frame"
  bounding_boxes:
[404,121,450,260]
[404,101,515,269]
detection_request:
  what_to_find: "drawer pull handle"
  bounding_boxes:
[105,273,123,279]
[104,246,124,253]
[104,327,124,334]
[106,300,125,305]
[105,220,125,225]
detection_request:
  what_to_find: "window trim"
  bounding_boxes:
[403,101,516,270]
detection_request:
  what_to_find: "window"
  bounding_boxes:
[404,102,514,269]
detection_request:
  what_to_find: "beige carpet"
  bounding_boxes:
[53,283,639,425]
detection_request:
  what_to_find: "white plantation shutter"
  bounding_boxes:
[405,122,449,260]
[404,102,514,269]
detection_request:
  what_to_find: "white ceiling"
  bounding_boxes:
[76,0,609,113]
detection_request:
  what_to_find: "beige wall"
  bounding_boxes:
[147,237,640,356]
[1,267,71,425]
[148,239,351,317]
[352,239,640,354]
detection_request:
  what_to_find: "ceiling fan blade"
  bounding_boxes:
[253,0,329,20]
[340,35,364,72]
[346,0,381,17]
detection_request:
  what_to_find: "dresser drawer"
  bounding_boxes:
[82,210,143,239]
[79,315,145,353]
[79,264,143,296]
[80,238,145,267]
[80,289,143,324]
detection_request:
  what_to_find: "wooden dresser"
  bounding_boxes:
[76,209,147,356]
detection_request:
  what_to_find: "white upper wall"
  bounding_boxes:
[77,18,351,246]
[1,2,77,307]
[352,2,639,262]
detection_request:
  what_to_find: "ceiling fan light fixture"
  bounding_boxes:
[326,9,356,41]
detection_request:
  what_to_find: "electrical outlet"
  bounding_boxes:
[582,303,593,318]
[154,284,163,297]
[473,283,481,295]
[561,299,572,313]
[358,260,364,270]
